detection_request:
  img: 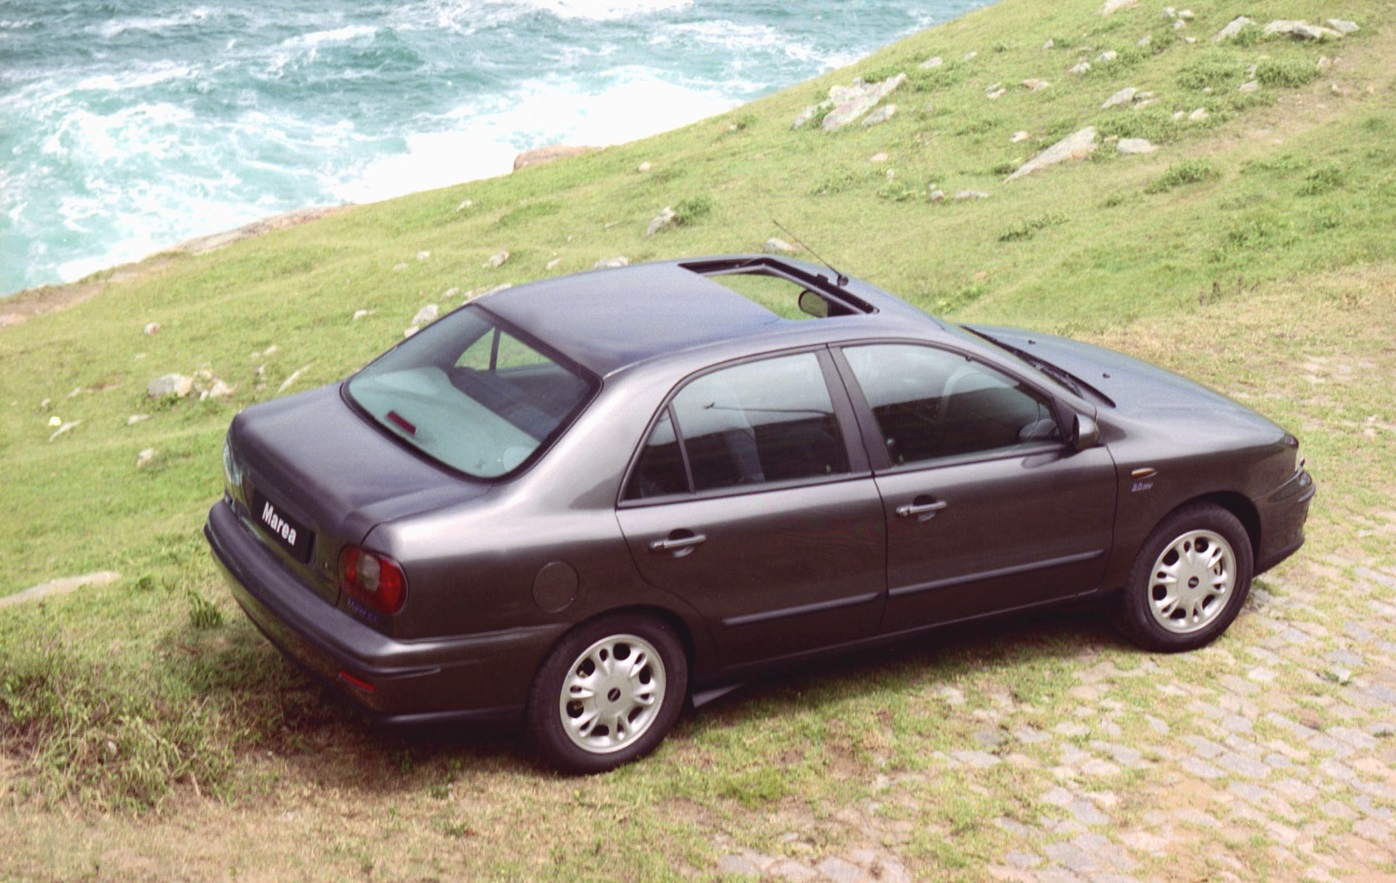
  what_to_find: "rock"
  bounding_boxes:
[147,374,193,399]
[1042,39,1054,49]
[963,51,978,61]
[403,326,419,338]
[0,571,121,609]
[986,88,1007,100]
[646,207,677,237]
[392,262,408,272]
[862,105,897,126]
[127,414,149,426]
[47,415,62,427]
[512,145,596,171]
[1011,130,1030,143]
[352,309,372,321]
[1117,138,1158,154]
[1021,78,1049,92]
[455,199,473,212]
[637,161,652,172]
[276,365,311,396]
[136,448,156,469]
[1239,80,1260,93]
[411,304,439,326]
[953,190,990,201]
[870,152,889,163]
[48,420,80,442]
[203,379,235,400]
[1327,19,1360,35]
[143,322,160,336]
[416,250,430,262]
[1138,34,1152,47]
[594,257,630,269]
[1070,61,1092,75]
[1097,50,1118,62]
[1188,107,1209,122]
[1102,0,1138,13]
[1265,20,1344,41]
[1006,126,1098,181]
[921,56,944,68]
[1102,87,1138,109]
[764,238,798,255]
[929,189,946,203]
[464,284,511,301]
[791,105,822,129]
[484,250,509,269]
[1213,16,1254,41]
[822,73,907,131]
[546,258,563,270]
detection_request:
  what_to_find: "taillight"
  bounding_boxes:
[339,545,408,615]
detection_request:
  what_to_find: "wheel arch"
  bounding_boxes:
[1183,491,1260,558]
[551,604,701,678]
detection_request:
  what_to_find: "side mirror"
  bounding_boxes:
[1072,413,1100,451]
[797,290,829,318]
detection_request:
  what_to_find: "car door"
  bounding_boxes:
[837,343,1116,634]
[616,349,887,670]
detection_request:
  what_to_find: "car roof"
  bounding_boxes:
[474,255,940,376]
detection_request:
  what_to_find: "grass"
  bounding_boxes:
[1,0,1395,877]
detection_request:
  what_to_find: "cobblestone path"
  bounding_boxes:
[715,550,1396,881]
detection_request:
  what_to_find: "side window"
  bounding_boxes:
[624,352,851,499]
[843,344,1060,466]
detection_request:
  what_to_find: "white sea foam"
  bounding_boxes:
[281,25,379,50]
[520,0,695,21]
[93,7,219,40]
[335,69,734,205]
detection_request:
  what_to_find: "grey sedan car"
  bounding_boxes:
[206,255,1314,772]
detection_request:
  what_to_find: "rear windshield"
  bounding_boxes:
[346,306,596,478]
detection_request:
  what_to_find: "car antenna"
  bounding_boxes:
[773,220,848,287]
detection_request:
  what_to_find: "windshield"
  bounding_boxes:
[346,306,597,478]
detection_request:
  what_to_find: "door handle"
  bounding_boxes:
[649,531,707,557]
[895,499,948,521]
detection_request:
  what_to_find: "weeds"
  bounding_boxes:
[997,213,1065,242]
[1145,159,1220,194]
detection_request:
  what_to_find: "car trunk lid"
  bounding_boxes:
[227,384,488,603]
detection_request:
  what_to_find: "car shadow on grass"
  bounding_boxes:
[176,599,1132,795]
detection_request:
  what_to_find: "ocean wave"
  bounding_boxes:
[73,62,198,94]
[92,6,220,41]
[279,24,379,51]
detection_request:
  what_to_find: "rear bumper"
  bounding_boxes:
[205,499,553,725]
[1255,466,1316,574]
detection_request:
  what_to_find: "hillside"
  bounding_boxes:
[2,0,1395,879]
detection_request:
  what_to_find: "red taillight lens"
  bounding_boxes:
[339,546,408,615]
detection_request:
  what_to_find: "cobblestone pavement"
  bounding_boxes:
[713,546,1396,881]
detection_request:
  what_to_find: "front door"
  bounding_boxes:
[838,343,1116,633]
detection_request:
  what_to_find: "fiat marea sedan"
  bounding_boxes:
[206,255,1314,772]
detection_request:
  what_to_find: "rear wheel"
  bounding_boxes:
[526,614,687,774]
[1115,503,1254,652]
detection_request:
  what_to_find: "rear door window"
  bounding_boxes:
[625,351,851,500]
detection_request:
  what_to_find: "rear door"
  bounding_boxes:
[616,349,886,670]
[836,343,1116,633]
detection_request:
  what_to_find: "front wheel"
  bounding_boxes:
[526,614,688,774]
[1115,503,1254,652]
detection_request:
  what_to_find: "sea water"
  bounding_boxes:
[0,0,988,297]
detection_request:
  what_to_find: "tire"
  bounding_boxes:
[1114,503,1254,653]
[526,614,688,774]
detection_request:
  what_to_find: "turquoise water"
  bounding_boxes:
[1,1,987,296]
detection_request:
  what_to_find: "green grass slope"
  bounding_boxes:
[1,0,1394,863]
